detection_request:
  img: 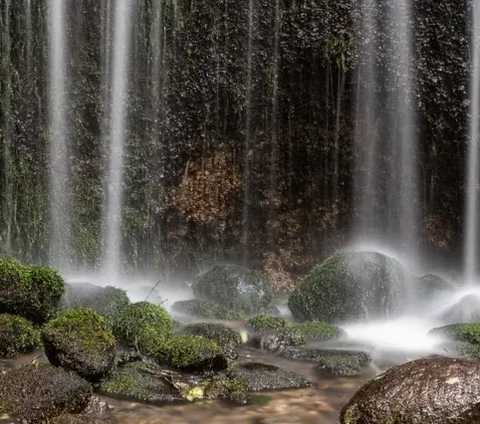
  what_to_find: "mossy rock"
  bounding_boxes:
[0,314,40,358]
[171,299,247,321]
[295,321,345,341]
[100,361,187,404]
[248,315,290,332]
[181,323,244,360]
[429,323,480,360]
[225,362,310,392]
[113,301,173,357]
[42,309,116,382]
[0,365,92,423]
[0,258,65,324]
[288,251,407,322]
[250,328,306,352]
[158,335,228,372]
[192,265,274,314]
[61,283,130,323]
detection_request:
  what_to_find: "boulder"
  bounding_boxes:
[192,265,273,314]
[279,347,370,376]
[288,251,408,322]
[416,274,453,299]
[157,335,228,372]
[42,309,116,382]
[171,299,247,321]
[0,365,92,423]
[225,362,310,392]
[100,361,187,404]
[248,315,290,332]
[294,321,345,341]
[340,356,480,423]
[0,258,65,324]
[0,314,40,358]
[61,283,130,323]
[113,301,172,356]
[181,323,244,360]
[250,329,306,352]
[439,294,480,324]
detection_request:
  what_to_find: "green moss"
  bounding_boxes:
[248,314,290,332]
[113,302,172,356]
[171,299,248,321]
[159,335,227,371]
[430,323,480,345]
[295,321,344,341]
[42,309,115,382]
[0,258,65,324]
[0,314,40,357]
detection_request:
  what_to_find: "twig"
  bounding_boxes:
[145,279,162,302]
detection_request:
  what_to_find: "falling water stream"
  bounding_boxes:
[48,0,70,271]
[465,0,480,284]
[102,0,133,280]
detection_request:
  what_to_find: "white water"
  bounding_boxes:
[355,0,418,257]
[102,0,133,280]
[465,0,480,283]
[48,0,70,271]
[25,0,32,74]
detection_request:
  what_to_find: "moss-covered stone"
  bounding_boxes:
[61,283,130,323]
[0,258,65,324]
[100,361,186,404]
[429,323,480,345]
[0,365,92,423]
[113,301,173,357]
[248,315,290,332]
[225,362,310,392]
[288,251,407,322]
[295,321,345,341]
[250,328,306,352]
[0,314,40,358]
[192,265,274,314]
[171,299,248,321]
[158,335,228,372]
[181,323,243,360]
[42,309,116,382]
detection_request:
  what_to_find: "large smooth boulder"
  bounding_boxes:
[42,309,116,382]
[0,365,92,423]
[0,314,40,358]
[113,301,173,357]
[61,283,130,323]
[340,357,480,423]
[0,258,65,324]
[288,251,408,322]
[192,265,274,314]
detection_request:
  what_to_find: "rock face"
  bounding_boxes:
[0,365,92,423]
[42,309,116,382]
[288,251,407,322]
[192,265,273,314]
[340,357,480,424]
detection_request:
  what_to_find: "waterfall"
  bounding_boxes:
[102,0,133,280]
[465,0,480,283]
[25,0,32,75]
[354,0,418,256]
[48,0,70,270]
